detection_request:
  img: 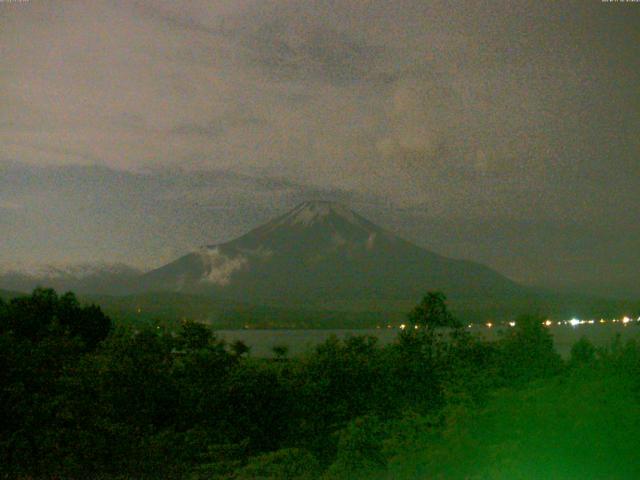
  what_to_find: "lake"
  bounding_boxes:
[217,323,640,358]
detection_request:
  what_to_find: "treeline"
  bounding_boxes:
[82,288,640,331]
[1,289,639,478]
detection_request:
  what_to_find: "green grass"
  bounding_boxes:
[383,369,640,479]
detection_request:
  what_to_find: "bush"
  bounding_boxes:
[499,315,563,384]
[235,448,320,480]
[325,416,387,479]
[570,336,597,368]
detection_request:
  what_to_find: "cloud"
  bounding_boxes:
[239,18,387,86]
[0,200,22,211]
[0,162,382,267]
[199,247,247,286]
[4,0,635,193]
[0,0,638,295]
[170,114,266,138]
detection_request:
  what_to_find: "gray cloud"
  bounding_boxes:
[170,114,266,138]
[240,19,388,86]
[0,0,638,296]
[0,163,379,267]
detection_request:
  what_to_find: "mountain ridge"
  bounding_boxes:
[0,262,141,296]
[1,202,637,325]
[139,201,525,307]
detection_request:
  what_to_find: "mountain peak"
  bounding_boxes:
[298,200,340,207]
[278,201,360,227]
[140,200,522,304]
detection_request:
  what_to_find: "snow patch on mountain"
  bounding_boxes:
[277,201,364,228]
[198,247,248,286]
[366,233,377,250]
[0,262,141,279]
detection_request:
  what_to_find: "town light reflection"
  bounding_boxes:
[395,316,639,330]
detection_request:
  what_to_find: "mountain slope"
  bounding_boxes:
[140,201,525,309]
[0,263,141,296]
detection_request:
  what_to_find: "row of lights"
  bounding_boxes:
[477,316,640,329]
[389,317,640,330]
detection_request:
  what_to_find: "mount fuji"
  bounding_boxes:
[139,201,525,310]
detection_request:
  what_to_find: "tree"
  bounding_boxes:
[0,288,111,350]
[499,314,562,384]
[221,362,293,452]
[326,415,387,479]
[407,292,460,331]
[569,336,597,368]
[0,289,112,477]
[231,339,251,357]
[393,292,460,413]
[57,293,112,351]
[177,320,214,350]
[0,288,58,341]
[272,344,289,360]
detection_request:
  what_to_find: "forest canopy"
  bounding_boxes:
[1,289,639,479]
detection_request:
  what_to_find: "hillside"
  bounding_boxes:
[140,201,525,309]
[2,202,637,327]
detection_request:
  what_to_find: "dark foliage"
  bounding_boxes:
[406,291,460,330]
[0,288,111,349]
[498,314,562,384]
[0,289,112,478]
[2,289,637,478]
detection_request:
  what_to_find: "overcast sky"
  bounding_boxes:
[1,1,638,298]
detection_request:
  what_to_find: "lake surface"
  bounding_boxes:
[217,324,640,358]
